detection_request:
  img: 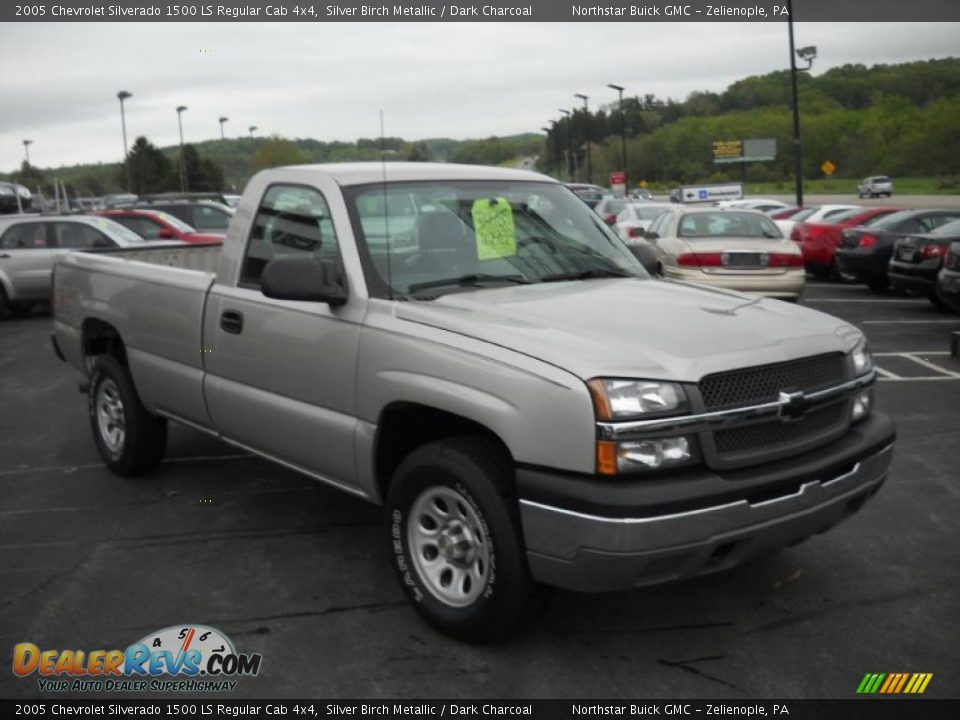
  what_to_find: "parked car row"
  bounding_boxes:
[0,214,190,318]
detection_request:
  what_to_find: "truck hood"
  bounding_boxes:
[394,279,857,382]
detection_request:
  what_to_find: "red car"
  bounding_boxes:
[95,209,224,244]
[791,207,899,279]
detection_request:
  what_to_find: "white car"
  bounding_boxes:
[613,202,674,243]
[715,198,790,213]
[858,176,893,198]
[775,204,862,238]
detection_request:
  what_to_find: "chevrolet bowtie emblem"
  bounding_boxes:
[778,390,812,421]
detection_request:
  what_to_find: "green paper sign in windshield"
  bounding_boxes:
[472,197,517,260]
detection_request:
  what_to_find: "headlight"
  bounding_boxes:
[588,378,689,420]
[851,338,873,377]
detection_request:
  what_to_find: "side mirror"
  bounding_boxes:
[645,231,660,242]
[261,256,347,306]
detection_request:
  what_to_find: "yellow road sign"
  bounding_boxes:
[822,160,836,176]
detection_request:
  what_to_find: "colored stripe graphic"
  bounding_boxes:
[858,673,932,694]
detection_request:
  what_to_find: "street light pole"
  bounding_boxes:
[540,127,552,176]
[219,116,229,141]
[249,125,257,138]
[117,91,132,192]
[558,109,572,181]
[176,105,188,192]
[786,1,816,209]
[608,84,627,188]
[22,139,32,165]
[574,93,591,184]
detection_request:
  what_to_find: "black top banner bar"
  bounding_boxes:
[3,0,959,22]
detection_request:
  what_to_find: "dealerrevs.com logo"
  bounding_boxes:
[13,625,262,693]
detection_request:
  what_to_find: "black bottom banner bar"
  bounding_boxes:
[2,700,957,719]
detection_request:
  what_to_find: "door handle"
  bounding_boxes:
[220,310,244,334]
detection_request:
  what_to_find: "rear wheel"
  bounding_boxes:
[386,436,547,642]
[88,355,167,476]
[865,275,889,292]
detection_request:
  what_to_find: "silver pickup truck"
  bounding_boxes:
[53,163,895,641]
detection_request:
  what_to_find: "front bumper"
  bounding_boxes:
[518,412,895,592]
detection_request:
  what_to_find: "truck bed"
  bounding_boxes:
[54,244,219,428]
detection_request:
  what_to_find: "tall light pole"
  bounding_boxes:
[574,93,592,184]
[22,139,32,165]
[219,116,229,141]
[787,0,816,208]
[558,109,572,181]
[117,90,132,192]
[176,105,188,192]
[608,83,627,188]
[540,126,552,176]
[248,125,257,138]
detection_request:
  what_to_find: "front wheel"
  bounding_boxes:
[386,437,547,642]
[89,355,167,476]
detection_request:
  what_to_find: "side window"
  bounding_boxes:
[193,205,230,230]
[53,223,114,249]
[114,217,161,239]
[919,215,960,233]
[240,185,340,288]
[1,222,48,249]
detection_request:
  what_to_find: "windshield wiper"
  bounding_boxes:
[407,274,531,294]
[540,267,635,283]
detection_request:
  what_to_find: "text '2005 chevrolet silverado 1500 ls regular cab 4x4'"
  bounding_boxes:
[52,163,895,641]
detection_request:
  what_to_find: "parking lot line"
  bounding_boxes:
[901,354,960,378]
[862,319,960,325]
[874,351,951,356]
[805,298,929,303]
[874,366,902,379]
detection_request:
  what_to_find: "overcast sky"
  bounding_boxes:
[0,21,956,173]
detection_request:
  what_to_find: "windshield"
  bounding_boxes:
[344,180,647,299]
[678,211,781,239]
[930,219,960,236]
[149,211,196,233]
[631,204,670,221]
[789,207,817,222]
[87,217,147,244]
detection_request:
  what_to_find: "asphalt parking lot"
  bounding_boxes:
[1,281,958,701]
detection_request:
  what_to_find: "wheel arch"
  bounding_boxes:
[373,402,514,503]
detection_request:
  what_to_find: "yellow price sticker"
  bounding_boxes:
[471,197,517,260]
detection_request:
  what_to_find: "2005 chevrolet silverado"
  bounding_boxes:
[52,163,895,641]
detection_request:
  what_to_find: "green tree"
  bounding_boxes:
[182,144,225,191]
[126,137,176,194]
[253,136,307,171]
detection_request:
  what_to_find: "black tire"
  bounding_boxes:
[0,286,8,320]
[88,355,167,476]
[865,275,889,292]
[928,292,946,309]
[809,265,831,280]
[386,436,547,642]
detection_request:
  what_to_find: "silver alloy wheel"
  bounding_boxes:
[408,485,490,608]
[96,378,126,456]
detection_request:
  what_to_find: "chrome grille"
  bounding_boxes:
[700,353,847,410]
[713,403,848,456]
